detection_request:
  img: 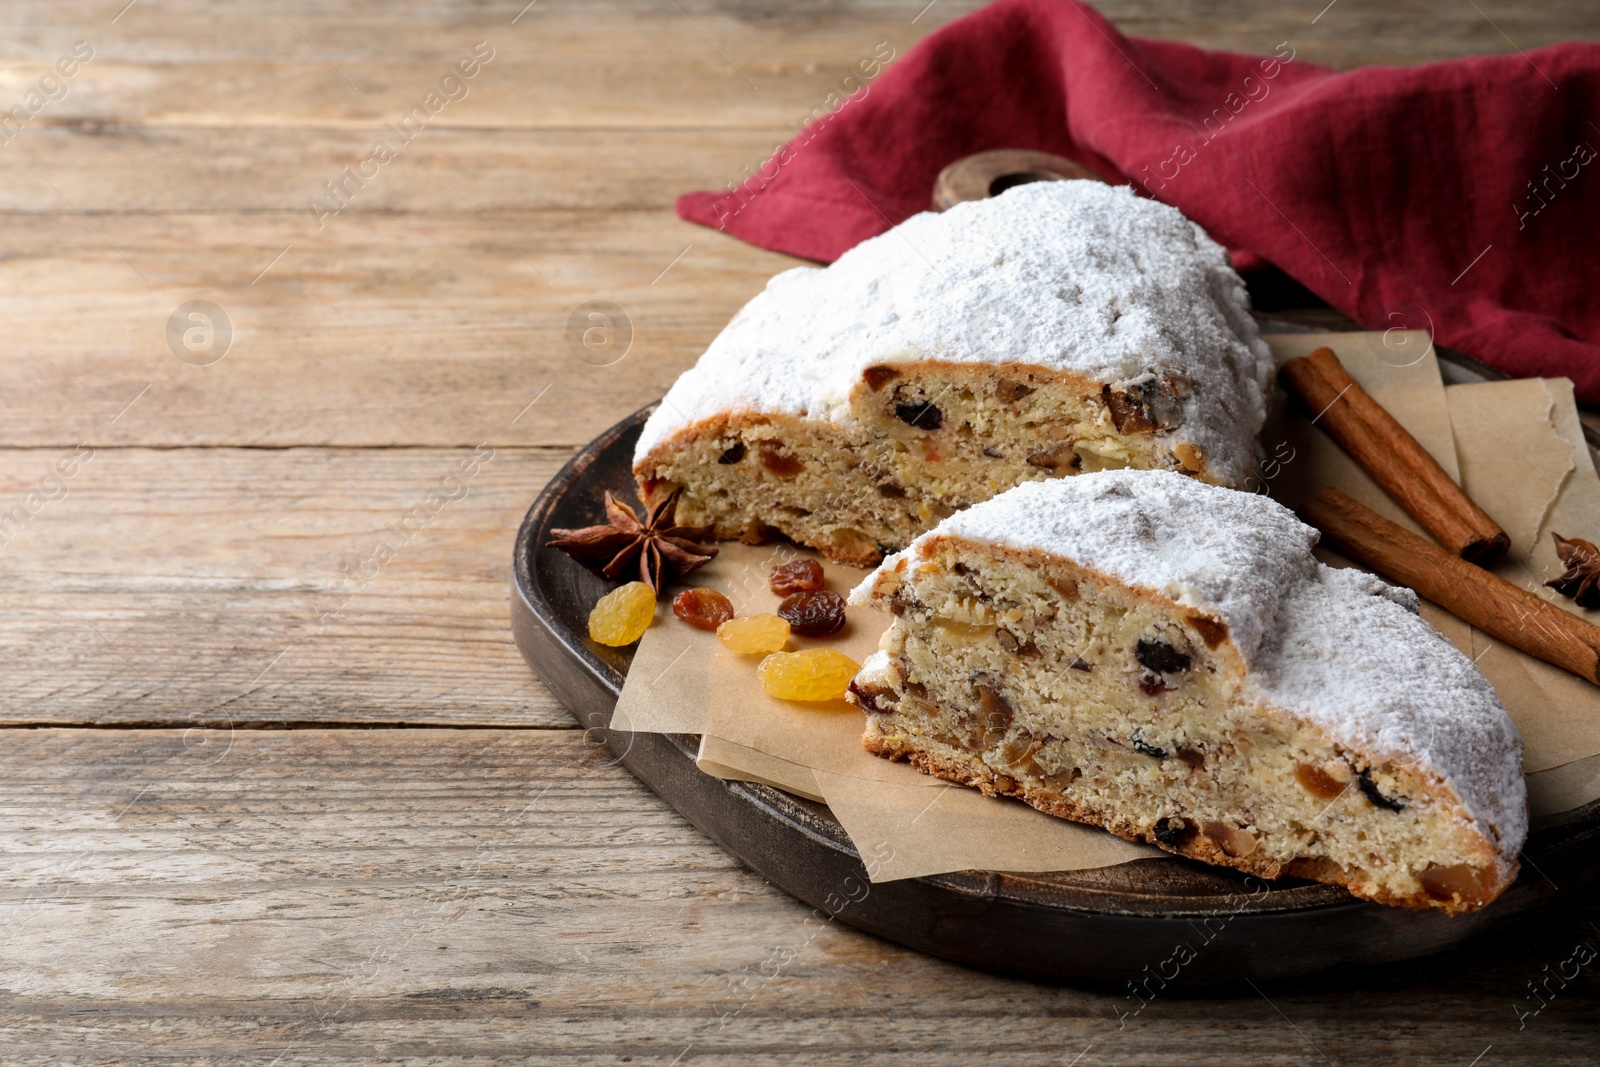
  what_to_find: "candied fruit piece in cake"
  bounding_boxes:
[632,182,1275,566]
[846,470,1527,914]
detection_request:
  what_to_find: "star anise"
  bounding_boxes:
[1546,532,1600,608]
[546,488,717,593]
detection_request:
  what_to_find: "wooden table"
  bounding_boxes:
[3,1,1597,1061]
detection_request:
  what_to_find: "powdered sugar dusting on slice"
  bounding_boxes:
[635,181,1274,486]
[1256,566,1527,862]
[852,469,1527,860]
[856,469,1317,663]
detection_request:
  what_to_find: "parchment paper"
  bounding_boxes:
[609,537,1161,875]
[610,541,884,745]
[609,330,1600,881]
[1450,377,1600,780]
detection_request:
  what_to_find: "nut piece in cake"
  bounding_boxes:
[632,182,1275,565]
[846,470,1528,914]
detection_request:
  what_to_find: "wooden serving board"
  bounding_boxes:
[509,340,1600,988]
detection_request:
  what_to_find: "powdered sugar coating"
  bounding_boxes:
[1257,566,1527,858]
[852,470,1527,856]
[635,181,1274,486]
[854,470,1319,665]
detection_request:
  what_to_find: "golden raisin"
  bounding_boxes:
[717,613,790,654]
[672,588,734,631]
[588,581,656,646]
[770,559,825,595]
[778,590,847,637]
[757,649,861,702]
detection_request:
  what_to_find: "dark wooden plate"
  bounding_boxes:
[510,338,1600,988]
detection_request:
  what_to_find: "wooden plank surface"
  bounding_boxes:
[4,0,1600,1060]
[1,1,1594,451]
[0,447,567,726]
[0,208,790,448]
[2,729,1597,1066]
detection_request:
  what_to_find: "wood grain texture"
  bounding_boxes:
[1,729,1597,1065]
[0,447,569,726]
[5,0,1600,1059]
[0,209,789,448]
[0,0,1595,451]
[0,1,1587,72]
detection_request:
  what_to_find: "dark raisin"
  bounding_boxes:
[1130,735,1168,760]
[876,543,903,559]
[717,441,746,464]
[982,447,1004,459]
[975,682,1013,735]
[1153,816,1190,847]
[888,589,921,616]
[876,483,907,498]
[862,365,900,391]
[1138,673,1168,696]
[1102,383,1156,434]
[671,588,734,631]
[996,379,1034,403]
[847,680,896,714]
[1135,637,1191,675]
[778,589,846,637]
[1189,615,1229,648]
[1069,658,1093,672]
[993,629,1039,657]
[769,559,824,595]
[895,402,942,430]
[1357,768,1408,812]
[1026,445,1080,471]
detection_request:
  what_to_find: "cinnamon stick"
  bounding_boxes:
[1301,488,1600,686]
[1280,347,1509,563]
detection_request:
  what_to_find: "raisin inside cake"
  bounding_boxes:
[634,181,1274,566]
[847,471,1527,914]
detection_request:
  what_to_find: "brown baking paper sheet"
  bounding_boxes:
[608,330,1600,882]
[1450,377,1600,782]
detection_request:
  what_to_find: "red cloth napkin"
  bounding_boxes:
[677,0,1600,400]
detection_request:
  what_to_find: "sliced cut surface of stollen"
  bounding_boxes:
[633,181,1275,566]
[846,470,1528,914]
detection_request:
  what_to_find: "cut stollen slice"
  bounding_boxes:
[845,470,1527,913]
[633,181,1274,566]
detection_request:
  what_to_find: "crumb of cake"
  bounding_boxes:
[633,182,1274,565]
[847,470,1527,914]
